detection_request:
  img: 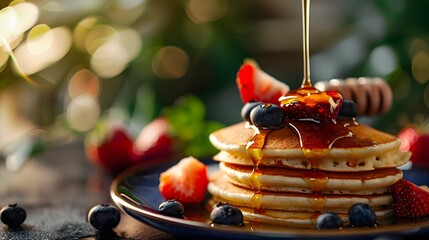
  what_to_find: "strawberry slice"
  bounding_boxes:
[85,123,134,175]
[391,179,429,218]
[236,59,289,104]
[131,117,174,163]
[398,127,429,168]
[280,86,343,123]
[159,156,208,203]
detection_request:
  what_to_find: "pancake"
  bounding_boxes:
[207,198,394,227]
[219,162,403,195]
[239,207,394,227]
[207,115,409,226]
[208,173,394,213]
[209,121,410,172]
[213,150,409,172]
[210,121,398,154]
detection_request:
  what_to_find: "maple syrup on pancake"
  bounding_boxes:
[244,0,374,215]
[246,127,270,192]
[246,126,269,212]
[302,169,329,192]
[310,212,321,224]
[245,91,354,211]
[308,193,327,211]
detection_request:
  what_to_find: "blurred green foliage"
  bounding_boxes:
[162,95,224,157]
[2,0,429,148]
[366,1,429,132]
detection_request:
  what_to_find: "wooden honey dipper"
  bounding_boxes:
[314,77,393,116]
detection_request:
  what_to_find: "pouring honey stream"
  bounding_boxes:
[245,0,359,217]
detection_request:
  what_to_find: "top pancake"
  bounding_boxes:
[210,120,401,159]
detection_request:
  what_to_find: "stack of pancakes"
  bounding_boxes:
[208,120,411,226]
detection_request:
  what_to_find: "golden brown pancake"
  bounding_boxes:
[207,118,409,226]
[213,150,409,172]
[219,162,403,194]
[207,197,394,227]
[210,121,398,153]
[238,206,394,227]
[209,121,410,171]
[208,174,393,213]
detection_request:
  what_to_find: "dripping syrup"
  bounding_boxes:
[302,169,329,192]
[310,212,322,224]
[245,126,270,213]
[308,193,327,212]
[242,0,381,220]
[286,120,352,163]
[242,0,354,218]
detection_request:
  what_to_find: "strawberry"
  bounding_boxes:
[236,59,289,104]
[391,179,429,218]
[131,117,175,163]
[85,123,134,175]
[398,127,429,168]
[158,156,208,203]
[280,87,343,123]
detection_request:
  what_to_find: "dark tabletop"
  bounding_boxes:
[0,142,177,240]
[3,142,429,240]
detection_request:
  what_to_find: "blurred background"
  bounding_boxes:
[1,0,429,170]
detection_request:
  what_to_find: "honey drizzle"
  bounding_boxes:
[308,193,327,212]
[302,0,311,87]
[310,211,322,224]
[286,120,353,163]
[302,169,329,192]
[242,0,375,218]
[245,126,270,213]
[287,119,352,211]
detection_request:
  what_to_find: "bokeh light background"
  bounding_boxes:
[1,0,429,168]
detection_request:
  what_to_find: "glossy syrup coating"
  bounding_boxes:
[241,83,384,225]
[279,86,343,123]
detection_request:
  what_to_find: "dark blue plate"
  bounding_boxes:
[111,159,429,239]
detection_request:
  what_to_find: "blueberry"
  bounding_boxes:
[338,99,358,118]
[316,212,343,229]
[0,203,26,228]
[348,203,376,227]
[88,204,121,232]
[250,103,284,129]
[159,200,184,218]
[241,101,263,122]
[210,202,243,226]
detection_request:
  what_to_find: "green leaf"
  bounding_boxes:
[162,95,224,157]
[162,95,206,140]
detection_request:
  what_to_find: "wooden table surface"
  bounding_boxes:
[0,142,177,240]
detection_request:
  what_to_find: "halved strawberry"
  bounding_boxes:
[391,179,429,218]
[85,123,134,175]
[280,87,343,123]
[159,156,208,203]
[131,117,175,163]
[236,59,289,104]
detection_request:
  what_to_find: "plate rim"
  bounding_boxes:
[110,161,292,238]
[110,159,429,239]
